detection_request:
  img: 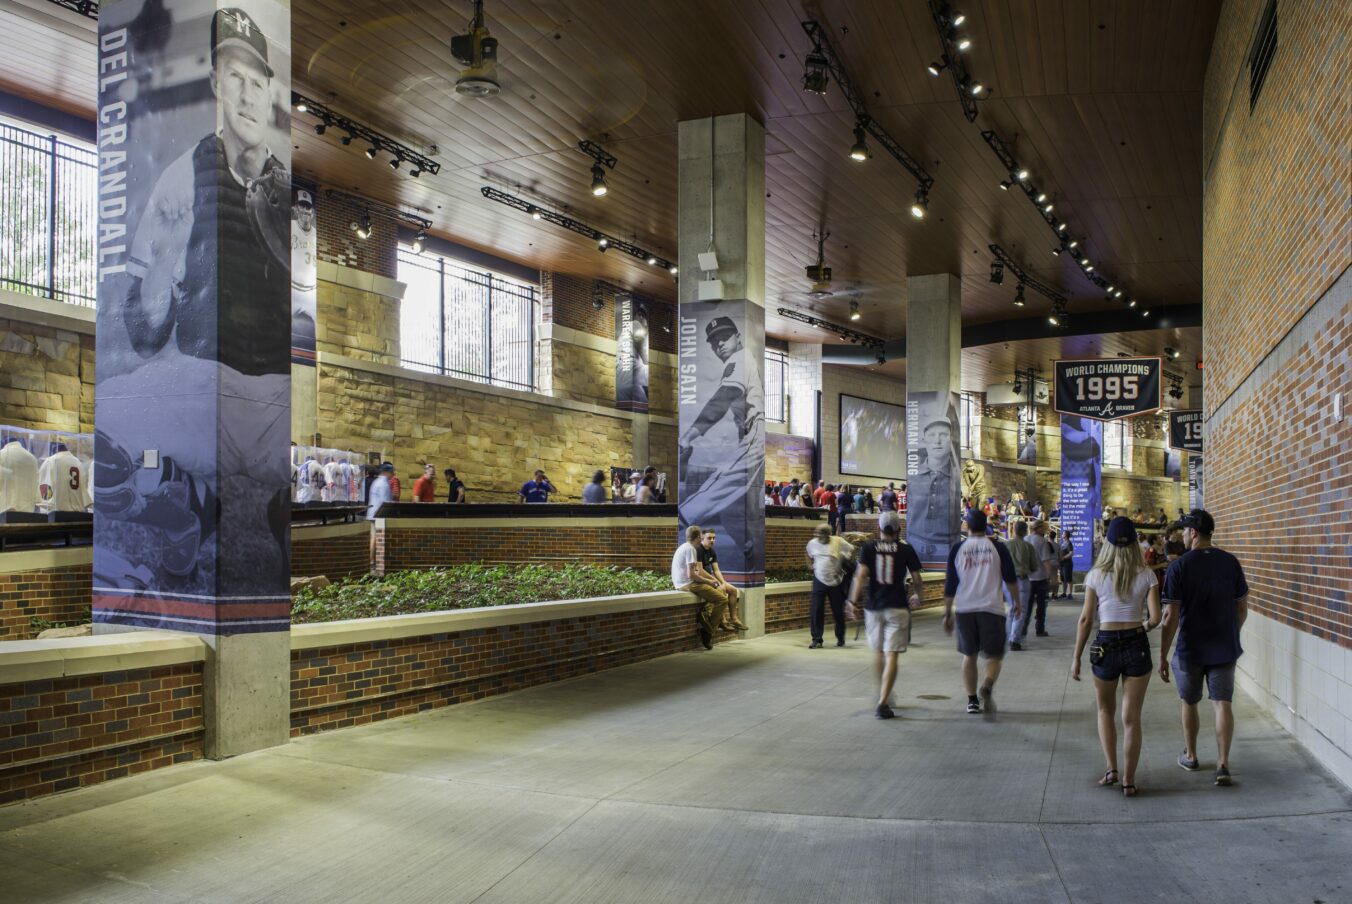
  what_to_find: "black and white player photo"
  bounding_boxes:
[291,186,318,361]
[95,1,292,612]
[678,305,766,581]
[906,391,960,562]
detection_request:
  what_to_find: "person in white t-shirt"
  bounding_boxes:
[671,524,725,650]
[1071,517,1161,798]
[943,510,1020,719]
[805,524,854,649]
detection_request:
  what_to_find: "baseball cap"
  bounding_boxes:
[964,510,987,532]
[921,413,950,433]
[212,8,273,78]
[878,511,900,535]
[379,462,394,473]
[296,189,313,207]
[704,316,738,343]
[1105,516,1137,548]
[1176,508,1215,535]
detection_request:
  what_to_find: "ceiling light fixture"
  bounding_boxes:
[1013,284,1026,307]
[480,186,675,277]
[389,156,401,170]
[353,211,372,240]
[849,300,861,321]
[956,36,972,51]
[1015,168,1030,181]
[951,12,967,26]
[329,189,432,249]
[927,58,949,77]
[910,189,929,219]
[411,230,427,254]
[999,180,1012,190]
[590,163,608,196]
[849,123,869,161]
[777,306,885,350]
[597,235,609,251]
[802,44,830,94]
[578,139,618,197]
[990,261,1005,284]
[1051,247,1062,256]
[293,92,440,177]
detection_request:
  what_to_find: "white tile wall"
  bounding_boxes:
[1235,613,1352,790]
[786,342,821,440]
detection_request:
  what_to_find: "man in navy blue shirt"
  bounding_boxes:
[1159,509,1249,786]
[519,470,557,503]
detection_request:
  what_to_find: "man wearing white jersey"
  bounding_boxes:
[943,509,1020,719]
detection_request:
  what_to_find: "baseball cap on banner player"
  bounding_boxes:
[705,317,738,344]
[213,8,274,77]
[296,189,313,208]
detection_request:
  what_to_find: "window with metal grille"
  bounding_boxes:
[764,349,788,423]
[0,116,97,307]
[1102,420,1132,470]
[397,248,539,392]
[959,393,981,455]
[1249,0,1278,113]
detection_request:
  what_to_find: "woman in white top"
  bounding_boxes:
[1071,517,1161,797]
[634,473,656,505]
[784,487,803,507]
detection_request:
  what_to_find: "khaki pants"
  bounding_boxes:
[683,583,727,633]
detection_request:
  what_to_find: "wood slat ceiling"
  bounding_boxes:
[0,0,1216,361]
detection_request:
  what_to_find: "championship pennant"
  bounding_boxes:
[1054,357,1163,420]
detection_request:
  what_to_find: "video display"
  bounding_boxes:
[839,394,905,479]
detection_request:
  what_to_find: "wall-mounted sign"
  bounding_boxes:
[615,294,649,412]
[1053,357,1162,420]
[1168,409,1204,454]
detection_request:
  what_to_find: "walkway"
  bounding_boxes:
[4,600,1350,903]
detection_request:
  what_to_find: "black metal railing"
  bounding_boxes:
[0,120,97,307]
[398,249,537,392]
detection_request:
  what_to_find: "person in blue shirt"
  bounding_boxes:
[582,470,607,504]
[519,469,557,503]
[1159,509,1249,787]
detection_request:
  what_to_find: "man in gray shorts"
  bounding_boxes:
[942,510,1020,719]
[1159,509,1250,786]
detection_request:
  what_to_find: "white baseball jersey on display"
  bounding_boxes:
[337,461,354,503]
[296,459,324,503]
[38,450,92,512]
[322,460,341,502]
[0,441,40,513]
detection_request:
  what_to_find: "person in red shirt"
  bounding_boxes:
[812,481,827,507]
[821,483,839,532]
[411,463,436,502]
[385,462,401,501]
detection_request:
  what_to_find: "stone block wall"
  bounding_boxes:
[0,314,94,433]
[290,601,725,735]
[316,278,401,365]
[767,433,814,484]
[0,661,203,804]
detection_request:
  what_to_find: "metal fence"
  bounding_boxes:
[0,120,98,307]
[765,348,787,423]
[398,249,538,392]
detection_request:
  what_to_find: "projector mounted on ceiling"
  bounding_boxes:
[452,0,500,97]
[805,231,833,298]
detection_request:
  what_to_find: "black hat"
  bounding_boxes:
[704,316,738,343]
[379,462,395,473]
[1176,508,1215,535]
[964,509,987,532]
[212,8,273,78]
[1106,516,1137,547]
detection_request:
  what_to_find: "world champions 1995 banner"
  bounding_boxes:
[677,300,765,585]
[94,0,292,634]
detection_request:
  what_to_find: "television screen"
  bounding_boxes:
[839,394,905,479]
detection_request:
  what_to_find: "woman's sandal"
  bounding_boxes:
[1098,769,1119,786]
[1122,784,1139,797]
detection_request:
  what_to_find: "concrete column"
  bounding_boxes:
[94,1,293,758]
[904,275,962,564]
[676,114,767,636]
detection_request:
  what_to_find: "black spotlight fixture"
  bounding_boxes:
[1012,379,1024,395]
[1165,346,1180,360]
[910,188,929,220]
[365,145,379,160]
[592,293,604,310]
[589,162,608,197]
[802,44,830,94]
[989,261,1004,284]
[926,57,949,77]
[352,210,372,240]
[1051,246,1062,256]
[999,179,1013,191]
[849,122,869,161]
[849,300,861,321]
[340,132,354,146]
[389,156,401,170]
[410,229,427,255]
[596,234,609,252]
[313,123,326,136]
[1013,284,1026,307]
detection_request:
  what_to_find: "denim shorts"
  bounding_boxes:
[1172,655,1236,704]
[1089,628,1152,681]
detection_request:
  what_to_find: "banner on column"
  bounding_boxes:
[1188,456,1204,509]
[1017,426,1038,465]
[94,1,292,635]
[1059,415,1102,573]
[1165,448,1182,479]
[677,300,765,585]
[615,294,649,412]
[905,390,960,565]
[291,186,317,364]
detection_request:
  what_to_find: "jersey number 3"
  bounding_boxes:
[68,466,80,491]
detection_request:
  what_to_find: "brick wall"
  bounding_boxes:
[291,525,371,582]
[377,520,679,574]
[0,315,94,432]
[0,662,203,804]
[0,560,91,639]
[765,519,825,573]
[290,601,726,735]
[765,581,944,635]
[316,192,399,279]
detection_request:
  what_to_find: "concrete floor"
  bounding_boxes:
[3,600,1350,903]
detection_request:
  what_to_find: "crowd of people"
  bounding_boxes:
[669,506,1249,793]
